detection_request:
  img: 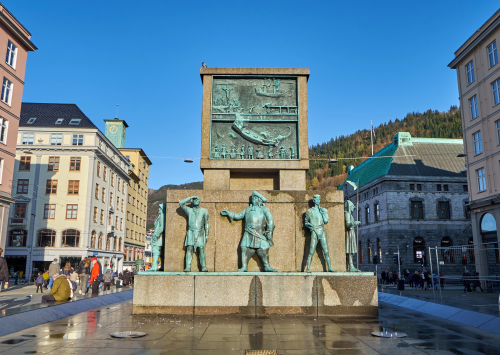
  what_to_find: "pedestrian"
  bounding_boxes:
[0,248,9,292]
[423,269,431,290]
[462,270,472,293]
[47,258,60,290]
[103,269,113,291]
[439,273,444,289]
[432,274,438,289]
[77,257,90,295]
[413,271,421,289]
[42,270,49,288]
[122,270,129,286]
[62,262,72,276]
[35,271,44,293]
[41,274,71,303]
[409,271,414,289]
[70,269,78,291]
[89,257,103,296]
[472,272,484,292]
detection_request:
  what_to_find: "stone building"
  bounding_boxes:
[448,9,500,278]
[5,103,130,278]
[0,4,37,250]
[341,132,471,273]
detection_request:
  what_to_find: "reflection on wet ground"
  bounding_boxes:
[0,302,499,354]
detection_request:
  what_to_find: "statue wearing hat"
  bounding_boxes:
[345,200,361,272]
[148,203,166,272]
[221,191,277,272]
[180,196,210,272]
[305,194,336,272]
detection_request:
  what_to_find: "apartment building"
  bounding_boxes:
[0,4,37,250]
[448,9,500,277]
[5,103,130,278]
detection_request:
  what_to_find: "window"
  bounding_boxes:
[115,216,118,229]
[100,209,104,224]
[488,41,498,68]
[132,213,135,223]
[5,40,17,68]
[466,61,475,85]
[27,117,36,124]
[68,180,79,195]
[103,167,107,181]
[464,205,471,219]
[55,118,64,124]
[411,201,423,219]
[37,229,56,247]
[116,197,120,209]
[469,96,478,120]
[13,203,26,223]
[50,134,62,145]
[95,183,99,199]
[413,237,425,263]
[70,157,81,171]
[93,207,98,223]
[47,156,59,171]
[98,233,103,249]
[46,180,58,194]
[416,184,422,191]
[493,79,500,105]
[443,184,449,192]
[22,133,34,145]
[120,218,123,231]
[1,77,13,105]
[17,179,28,194]
[9,229,27,247]
[374,204,380,221]
[463,184,468,192]
[106,235,111,250]
[497,121,500,144]
[473,131,482,155]
[91,231,96,248]
[365,207,370,224]
[409,183,415,190]
[377,238,382,263]
[72,134,83,146]
[0,117,8,144]
[97,161,101,177]
[111,173,115,186]
[118,238,122,252]
[437,184,442,191]
[438,201,450,219]
[66,204,78,219]
[44,204,56,219]
[121,200,124,212]
[477,168,486,192]
[102,187,105,202]
[62,229,80,247]
[127,211,130,220]
[69,119,81,125]
[110,192,113,206]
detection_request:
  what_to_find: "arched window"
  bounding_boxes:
[61,229,80,247]
[377,238,382,263]
[113,237,117,251]
[468,237,475,263]
[38,229,56,247]
[106,235,111,250]
[98,232,103,249]
[367,239,372,264]
[358,241,363,263]
[124,247,128,261]
[441,237,454,263]
[413,237,425,263]
[134,247,137,260]
[480,213,496,233]
[0,117,8,144]
[118,238,122,252]
[90,231,96,249]
[9,229,27,247]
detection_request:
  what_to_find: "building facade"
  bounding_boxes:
[448,9,500,278]
[117,148,151,271]
[5,103,130,278]
[342,133,471,274]
[0,4,36,250]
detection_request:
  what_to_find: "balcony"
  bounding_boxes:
[9,218,27,227]
[107,225,115,234]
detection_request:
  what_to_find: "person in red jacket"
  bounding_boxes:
[89,257,102,296]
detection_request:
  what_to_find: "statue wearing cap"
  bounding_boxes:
[148,203,166,272]
[345,200,361,272]
[305,194,336,272]
[221,191,277,272]
[180,196,210,272]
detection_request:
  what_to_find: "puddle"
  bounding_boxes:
[329,341,358,348]
[1,339,29,344]
[397,343,410,348]
[24,352,45,354]
[46,333,88,339]
[21,335,37,338]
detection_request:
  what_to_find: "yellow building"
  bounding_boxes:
[118,148,151,270]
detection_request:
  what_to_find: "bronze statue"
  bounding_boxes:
[180,196,210,272]
[345,200,361,272]
[148,203,165,272]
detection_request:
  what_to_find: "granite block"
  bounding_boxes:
[478,316,500,335]
[133,275,194,308]
[417,302,461,319]
[447,310,496,328]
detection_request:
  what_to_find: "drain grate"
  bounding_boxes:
[245,351,278,355]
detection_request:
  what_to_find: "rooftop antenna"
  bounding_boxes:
[115,104,119,119]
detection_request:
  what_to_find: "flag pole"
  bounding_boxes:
[356,179,359,271]
[370,120,374,156]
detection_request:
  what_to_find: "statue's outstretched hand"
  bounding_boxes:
[220,210,229,216]
[354,221,361,226]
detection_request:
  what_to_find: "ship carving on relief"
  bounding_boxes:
[254,78,288,98]
[231,113,291,147]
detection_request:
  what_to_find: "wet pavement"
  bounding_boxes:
[0,301,498,354]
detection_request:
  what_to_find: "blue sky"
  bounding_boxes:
[7,1,500,189]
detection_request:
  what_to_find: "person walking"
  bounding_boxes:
[409,271,414,289]
[62,262,72,276]
[70,269,78,291]
[103,270,113,291]
[47,258,60,290]
[35,272,44,293]
[0,248,9,292]
[77,257,90,295]
[89,257,102,296]
[122,270,130,286]
[42,270,49,288]
[41,274,70,303]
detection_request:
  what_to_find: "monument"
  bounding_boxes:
[133,68,378,316]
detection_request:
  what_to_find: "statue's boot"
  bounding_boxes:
[258,249,277,272]
[199,248,208,272]
[184,246,193,272]
[306,254,313,273]
[238,248,249,272]
[348,254,358,272]
[325,255,336,273]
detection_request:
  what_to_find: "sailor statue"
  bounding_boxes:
[179,196,210,272]
[148,203,165,272]
[221,191,277,272]
[345,200,361,272]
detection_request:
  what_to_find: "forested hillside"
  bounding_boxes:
[307,106,462,189]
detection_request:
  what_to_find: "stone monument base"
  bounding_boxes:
[133,273,378,316]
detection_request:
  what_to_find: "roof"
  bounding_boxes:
[118,148,153,165]
[341,132,465,190]
[20,103,98,129]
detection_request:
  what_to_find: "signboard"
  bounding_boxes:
[93,252,98,256]
[415,251,423,259]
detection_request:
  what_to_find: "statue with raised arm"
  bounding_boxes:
[148,203,166,272]
[221,191,277,272]
[305,195,336,273]
[179,196,210,272]
[345,200,361,272]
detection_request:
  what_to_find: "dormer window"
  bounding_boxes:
[55,119,64,124]
[27,118,36,124]
[69,119,81,125]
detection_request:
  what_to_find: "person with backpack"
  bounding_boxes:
[35,271,44,293]
[0,248,9,292]
[89,257,103,296]
[77,257,90,294]
[102,269,113,291]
